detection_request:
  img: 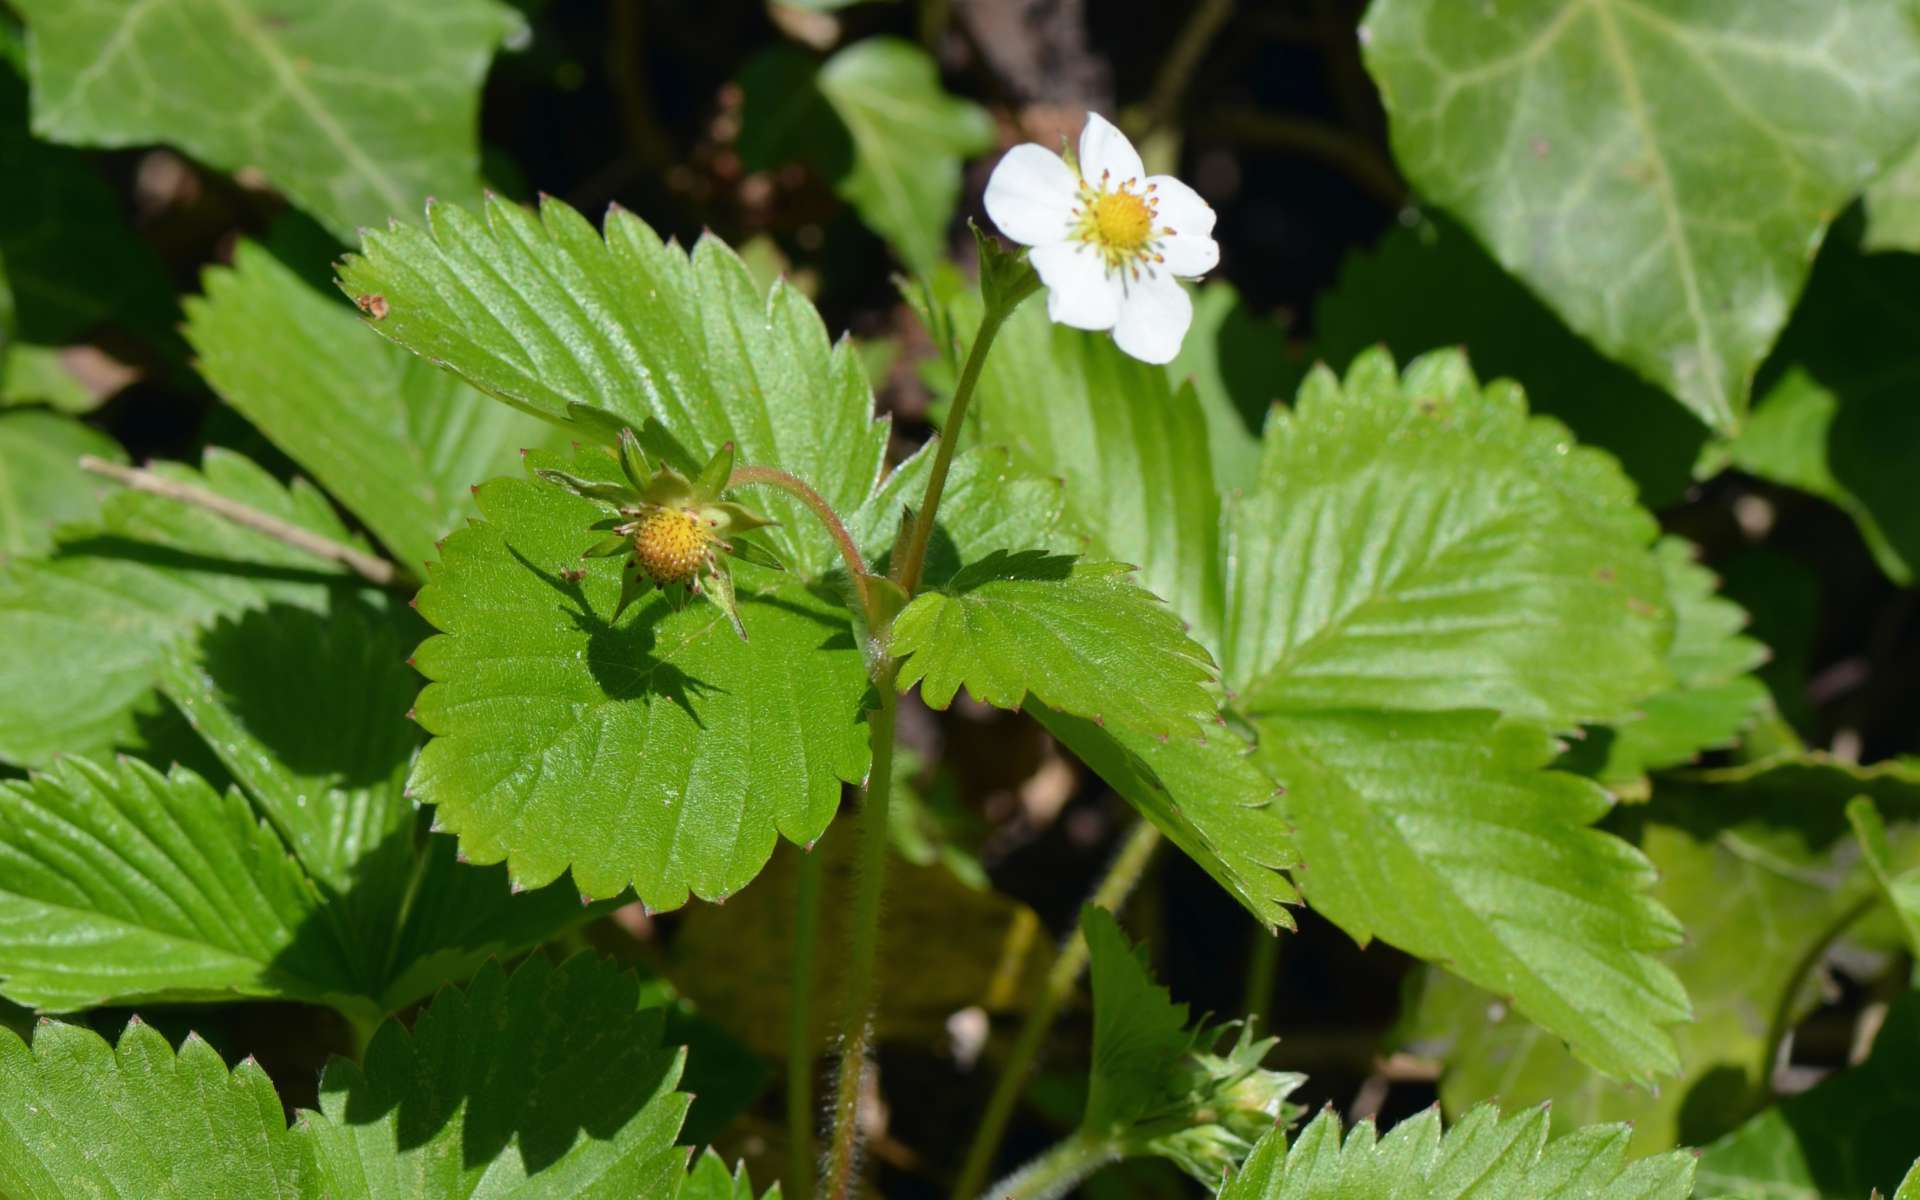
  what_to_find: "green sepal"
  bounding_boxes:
[702,499,775,535]
[728,536,785,572]
[564,400,638,447]
[582,533,631,559]
[618,426,654,494]
[644,463,699,510]
[613,555,655,621]
[702,561,749,642]
[972,219,1040,319]
[534,468,635,507]
[697,440,736,498]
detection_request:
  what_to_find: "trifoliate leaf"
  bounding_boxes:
[1081,908,1305,1186]
[1230,350,1670,728]
[1567,537,1769,789]
[1695,991,1920,1200]
[303,955,691,1199]
[0,755,358,1014]
[1266,712,1687,1083]
[1360,0,1920,432]
[1217,1103,1695,1200]
[185,239,561,569]
[1848,796,1920,958]
[12,0,524,241]
[738,40,992,273]
[0,1017,307,1199]
[336,195,892,580]
[0,407,121,557]
[1311,211,1706,508]
[1395,755,1920,1151]
[891,553,1219,741]
[0,449,371,764]
[666,831,1053,1057]
[155,598,599,1014]
[682,1150,782,1200]
[1721,221,1920,585]
[408,448,871,909]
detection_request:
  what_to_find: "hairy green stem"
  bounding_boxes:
[787,842,826,1200]
[950,820,1163,1200]
[894,306,1009,596]
[1242,920,1281,1026]
[981,1129,1118,1200]
[822,672,899,1200]
[728,464,874,619]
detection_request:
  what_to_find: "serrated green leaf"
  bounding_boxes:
[0,448,369,764]
[1079,907,1305,1185]
[1723,221,1920,585]
[1695,991,1920,1200]
[0,1017,307,1199]
[738,39,991,272]
[1569,537,1770,788]
[1896,1159,1920,1200]
[891,553,1219,740]
[1217,1103,1695,1200]
[1848,796,1920,958]
[1398,754,1920,1152]
[682,1150,782,1200]
[0,755,358,1014]
[1310,211,1707,508]
[304,955,691,1199]
[1230,351,1670,728]
[13,0,523,241]
[1864,143,1920,254]
[336,195,891,580]
[1165,281,1272,494]
[408,448,870,909]
[1361,0,1920,432]
[1267,711,1688,1082]
[0,407,121,557]
[185,239,562,569]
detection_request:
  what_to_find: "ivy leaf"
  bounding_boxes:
[1263,711,1688,1083]
[0,1017,307,1199]
[0,408,122,557]
[303,955,691,1199]
[1310,211,1706,508]
[1720,221,1920,585]
[409,448,871,909]
[1217,1103,1695,1200]
[1360,0,1920,431]
[0,755,362,1015]
[1394,755,1920,1151]
[1229,350,1670,728]
[1566,537,1770,790]
[891,553,1219,740]
[0,449,369,765]
[682,1150,782,1200]
[1695,991,1920,1200]
[336,195,891,580]
[738,39,992,272]
[1080,907,1305,1185]
[185,240,561,569]
[12,0,524,241]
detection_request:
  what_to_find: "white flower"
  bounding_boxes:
[983,112,1219,364]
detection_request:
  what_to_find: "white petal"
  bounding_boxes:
[1148,174,1216,238]
[1158,233,1218,277]
[1111,277,1193,364]
[1032,241,1121,331]
[1078,112,1145,188]
[984,144,1080,247]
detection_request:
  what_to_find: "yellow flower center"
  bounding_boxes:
[1091,190,1153,253]
[633,507,711,586]
[1072,174,1170,275]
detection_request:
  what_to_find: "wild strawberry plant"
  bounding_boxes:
[0,2,1917,1199]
